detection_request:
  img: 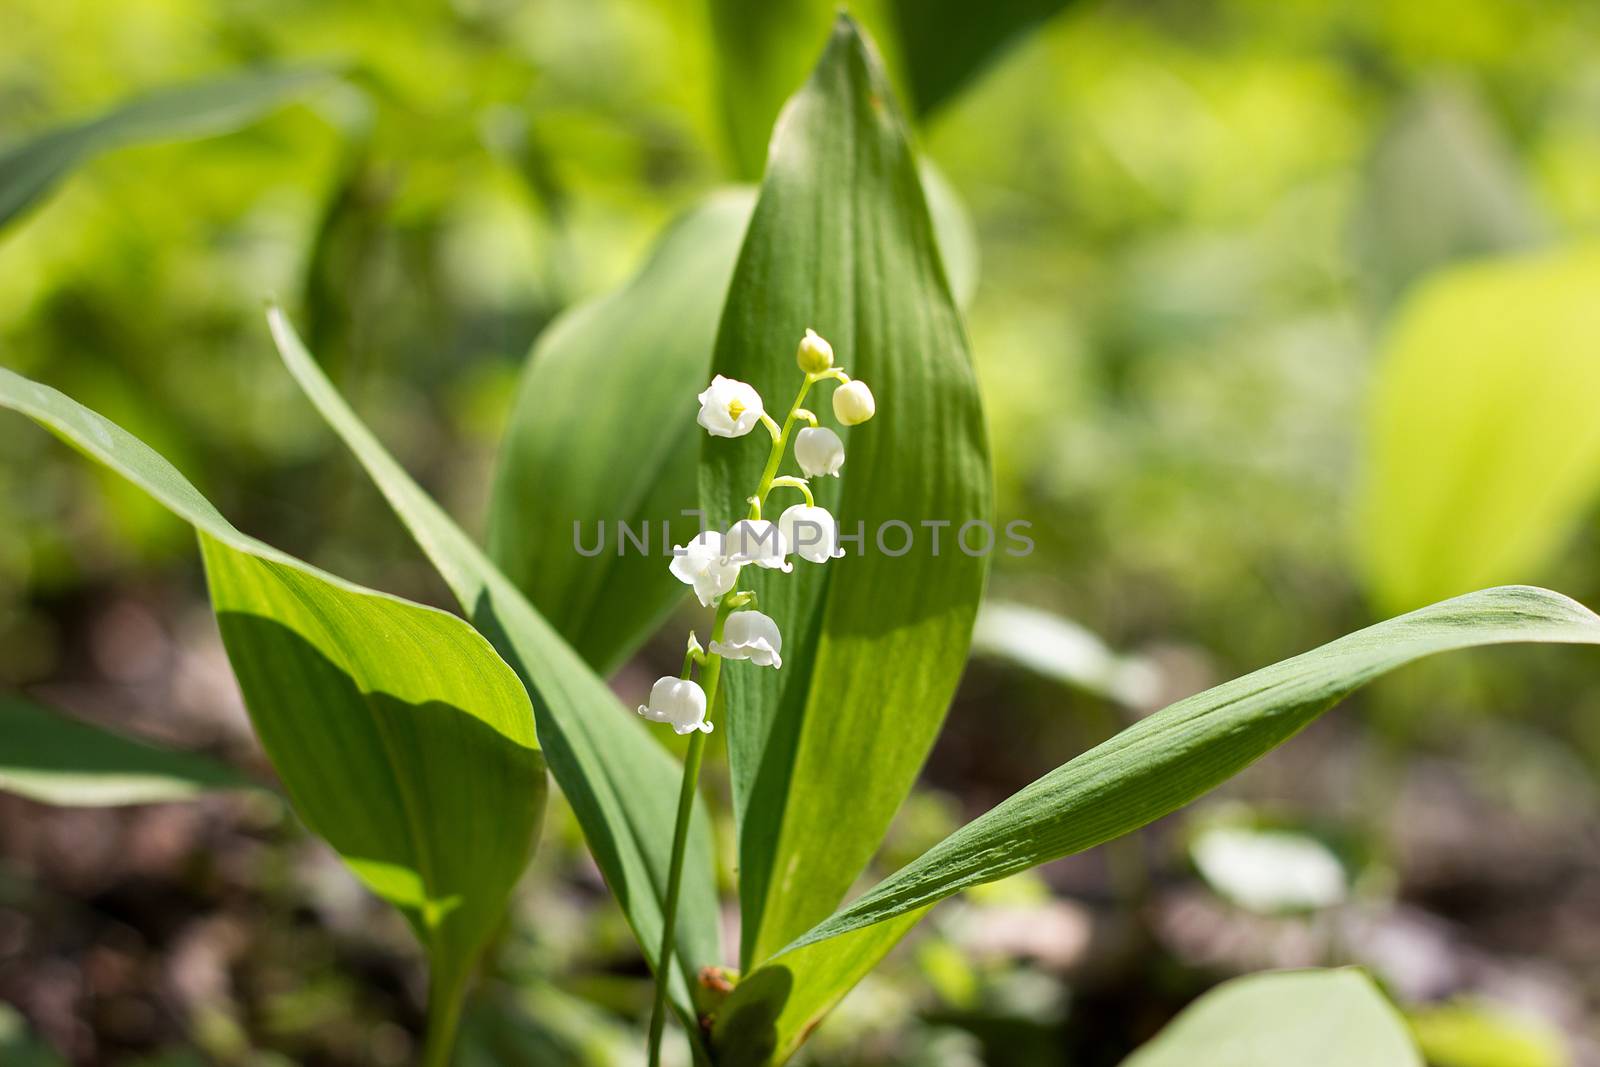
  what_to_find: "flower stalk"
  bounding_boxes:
[644,330,873,1064]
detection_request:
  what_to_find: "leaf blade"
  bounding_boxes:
[1120,969,1421,1067]
[700,16,993,971]
[778,586,1600,955]
[0,694,254,807]
[0,366,546,1002]
[266,310,722,1033]
[0,67,333,231]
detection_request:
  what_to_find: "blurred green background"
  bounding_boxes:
[4,0,1600,1064]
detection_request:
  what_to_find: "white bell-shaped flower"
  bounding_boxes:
[669,530,741,606]
[637,677,712,735]
[778,503,845,564]
[698,375,765,438]
[794,426,845,478]
[724,519,792,572]
[710,610,783,668]
[832,379,875,426]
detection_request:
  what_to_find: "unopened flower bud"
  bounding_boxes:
[797,329,834,374]
[832,380,875,426]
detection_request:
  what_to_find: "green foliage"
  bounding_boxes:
[700,17,992,974]
[886,0,1075,116]
[0,694,253,806]
[0,67,332,231]
[1357,246,1600,611]
[267,311,721,1044]
[1408,999,1568,1067]
[771,586,1600,953]
[1119,969,1422,1067]
[0,366,548,1057]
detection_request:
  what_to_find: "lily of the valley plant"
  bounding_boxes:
[642,329,872,1061]
[5,15,1600,1067]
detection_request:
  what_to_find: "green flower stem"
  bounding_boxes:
[749,376,816,518]
[770,475,815,507]
[647,601,733,1067]
[651,368,817,1063]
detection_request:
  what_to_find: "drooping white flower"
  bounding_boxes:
[724,518,792,572]
[794,426,845,478]
[832,379,875,426]
[670,530,741,606]
[637,677,712,735]
[796,328,834,374]
[778,503,845,564]
[697,375,765,438]
[710,610,783,668]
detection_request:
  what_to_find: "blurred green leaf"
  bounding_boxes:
[267,310,721,1045]
[1356,246,1600,612]
[0,366,547,1050]
[700,16,992,974]
[771,586,1600,955]
[1408,999,1568,1067]
[886,0,1074,116]
[488,188,756,675]
[0,66,333,231]
[1353,83,1544,311]
[0,694,255,806]
[1119,969,1421,1067]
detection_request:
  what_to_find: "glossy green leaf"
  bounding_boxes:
[777,586,1600,956]
[0,366,547,1034]
[488,189,756,675]
[266,310,721,1042]
[1356,246,1600,613]
[0,694,254,806]
[886,0,1075,116]
[0,67,333,231]
[1120,969,1422,1067]
[700,16,992,973]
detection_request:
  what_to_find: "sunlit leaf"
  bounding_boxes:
[1356,246,1600,612]
[266,310,721,1045]
[700,17,991,979]
[0,366,546,1037]
[775,586,1600,955]
[0,694,255,806]
[0,67,333,231]
[1119,969,1421,1067]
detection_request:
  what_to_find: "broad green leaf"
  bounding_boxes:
[266,310,721,1041]
[1352,83,1544,312]
[488,189,756,675]
[775,586,1600,955]
[700,15,993,974]
[0,67,332,231]
[886,0,1075,116]
[0,366,546,1024]
[1356,246,1600,613]
[1119,969,1422,1067]
[0,694,255,806]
